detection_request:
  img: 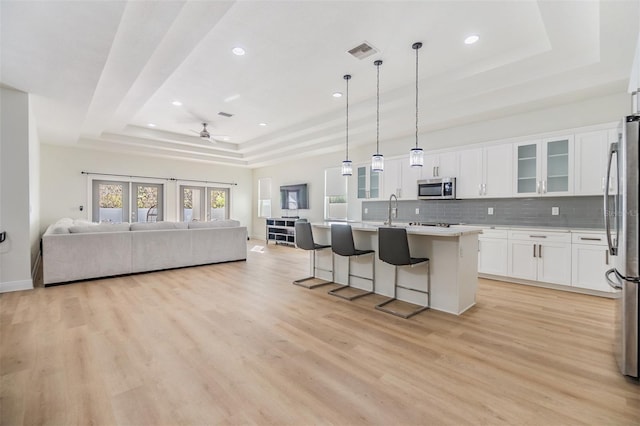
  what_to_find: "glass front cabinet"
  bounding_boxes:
[357,165,381,199]
[514,135,574,197]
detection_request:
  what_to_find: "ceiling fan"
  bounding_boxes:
[191,122,215,143]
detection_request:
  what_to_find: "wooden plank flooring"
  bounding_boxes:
[1,240,639,425]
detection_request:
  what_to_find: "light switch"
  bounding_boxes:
[415,208,420,215]
[488,207,494,215]
[552,207,559,215]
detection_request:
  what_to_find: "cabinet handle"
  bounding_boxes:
[529,235,547,238]
[533,244,536,258]
[542,180,547,194]
[432,166,436,176]
[606,249,609,265]
[538,244,542,258]
[478,183,483,196]
[536,181,541,193]
[580,237,602,241]
[483,183,487,195]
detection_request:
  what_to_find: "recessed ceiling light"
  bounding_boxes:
[232,47,245,56]
[259,122,267,127]
[148,123,156,127]
[172,100,182,106]
[464,34,480,45]
[333,92,343,98]
[223,137,230,141]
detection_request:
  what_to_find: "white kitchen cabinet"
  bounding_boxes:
[513,136,574,197]
[478,229,508,275]
[423,152,458,179]
[574,130,611,195]
[382,157,421,199]
[356,164,381,200]
[458,144,513,198]
[508,230,571,285]
[571,232,612,292]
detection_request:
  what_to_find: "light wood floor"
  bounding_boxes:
[1,240,639,425]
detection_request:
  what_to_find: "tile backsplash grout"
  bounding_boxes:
[362,196,604,228]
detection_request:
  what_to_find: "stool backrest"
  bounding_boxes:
[295,221,315,250]
[378,227,412,266]
[331,224,356,256]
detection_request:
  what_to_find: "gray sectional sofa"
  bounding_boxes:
[42,219,247,285]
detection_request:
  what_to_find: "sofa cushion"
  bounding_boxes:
[188,220,240,229]
[69,223,130,233]
[49,226,71,234]
[130,222,188,231]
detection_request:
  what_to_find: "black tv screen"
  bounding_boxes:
[280,183,308,210]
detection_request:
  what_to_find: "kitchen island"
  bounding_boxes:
[311,223,482,315]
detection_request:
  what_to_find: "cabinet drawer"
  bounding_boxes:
[480,229,509,239]
[571,232,606,246]
[508,230,571,243]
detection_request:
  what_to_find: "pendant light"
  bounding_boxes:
[341,74,353,176]
[371,59,384,172]
[409,42,424,167]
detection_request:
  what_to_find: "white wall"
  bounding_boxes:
[0,87,34,292]
[39,145,253,233]
[250,91,631,239]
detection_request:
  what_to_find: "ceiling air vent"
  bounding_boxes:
[347,42,378,60]
[218,111,233,118]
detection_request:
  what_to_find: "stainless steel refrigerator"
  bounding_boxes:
[605,112,640,380]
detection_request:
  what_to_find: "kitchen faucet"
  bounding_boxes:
[387,194,398,226]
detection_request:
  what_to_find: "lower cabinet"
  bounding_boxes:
[571,232,612,292]
[478,229,508,275]
[507,230,572,286]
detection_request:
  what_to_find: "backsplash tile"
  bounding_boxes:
[362,196,604,228]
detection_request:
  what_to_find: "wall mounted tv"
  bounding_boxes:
[280,183,309,210]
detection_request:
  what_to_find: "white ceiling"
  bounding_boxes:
[1,0,638,168]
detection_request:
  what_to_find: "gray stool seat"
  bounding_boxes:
[328,224,376,301]
[293,221,334,289]
[375,227,430,319]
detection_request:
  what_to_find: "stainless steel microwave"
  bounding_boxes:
[418,177,456,200]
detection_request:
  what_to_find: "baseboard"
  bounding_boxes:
[479,273,616,299]
[0,279,34,293]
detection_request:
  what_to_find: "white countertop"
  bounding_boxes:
[312,222,483,237]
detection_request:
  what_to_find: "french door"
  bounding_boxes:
[180,185,229,222]
[92,180,163,223]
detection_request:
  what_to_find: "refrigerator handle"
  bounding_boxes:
[605,268,623,290]
[604,142,618,256]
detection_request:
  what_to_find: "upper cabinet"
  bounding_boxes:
[422,152,458,179]
[574,129,617,196]
[513,136,574,197]
[457,144,513,198]
[383,156,422,199]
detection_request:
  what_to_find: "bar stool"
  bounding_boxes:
[375,227,430,319]
[328,224,376,300]
[293,221,334,288]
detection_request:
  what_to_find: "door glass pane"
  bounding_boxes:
[92,180,129,223]
[517,144,537,193]
[134,184,162,222]
[209,188,229,220]
[357,166,367,199]
[182,187,204,222]
[546,139,569,192]
[370,168,380,199]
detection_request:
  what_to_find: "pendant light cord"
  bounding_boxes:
[415,45,419,149]
[376,61,380,155]
[346,75,349,161]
